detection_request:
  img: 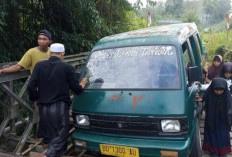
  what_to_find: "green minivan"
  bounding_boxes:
[72,23,205,157]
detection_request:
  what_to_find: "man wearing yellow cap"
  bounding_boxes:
[27,43,87,157]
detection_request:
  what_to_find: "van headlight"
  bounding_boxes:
[161,120,181,132]
[76,115,90,126]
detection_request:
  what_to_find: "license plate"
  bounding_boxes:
[100,144,139,157]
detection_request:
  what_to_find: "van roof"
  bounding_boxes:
[93,23,198,51]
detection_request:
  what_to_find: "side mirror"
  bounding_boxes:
[188,66,200,85]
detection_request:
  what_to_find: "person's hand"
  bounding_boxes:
[205,77,211,84]
[0,69,3,74]
[79,78,87,89]
[195,81,202,88]
[195,93,203,102]
[34,101,39,108]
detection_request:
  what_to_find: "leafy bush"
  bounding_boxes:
[223,50,232,62]
[201,30,232,63]
[0,0,137,62]
[215,45,226,56]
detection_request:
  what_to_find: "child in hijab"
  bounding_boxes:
[196,78,232,156]
[205,55,224,83]
[220,62,232,94]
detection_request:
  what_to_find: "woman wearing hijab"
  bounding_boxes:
[220,62,232,94]
[196,78,232,156]
[205,55,224,83]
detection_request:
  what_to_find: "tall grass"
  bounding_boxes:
[201,30,232,64]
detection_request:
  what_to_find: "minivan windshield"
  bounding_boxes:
[83,45,180,89]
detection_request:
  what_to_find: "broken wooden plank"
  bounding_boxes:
[22,140,42,155]
[77,149,87,157]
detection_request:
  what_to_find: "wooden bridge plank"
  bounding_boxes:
[0,70,30,84]
[0,152,24,157]
[77,150,87,157]
[22,140,42,156]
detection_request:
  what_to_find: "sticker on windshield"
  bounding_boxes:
[92,46,174,60]
[142,46,174,56]
[85,45,180,89]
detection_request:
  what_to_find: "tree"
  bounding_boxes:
[164,0,183,18]
[0,0,139,63]
[202,0,230,25]
[133,0,156,8]
[181,10,201,27]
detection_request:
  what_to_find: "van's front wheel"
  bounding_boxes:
[189,119,202,157]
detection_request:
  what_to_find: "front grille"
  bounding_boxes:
[73,112,188,137]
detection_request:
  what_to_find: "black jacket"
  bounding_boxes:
[27,56,83,104]
[203,78,232,131]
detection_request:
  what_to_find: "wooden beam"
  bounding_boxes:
[22,140,42,156]
[0,52,89,83]
[77,150,87,157]
[29,152,44,157]
[0,70,30,83]
[0,152,24,157]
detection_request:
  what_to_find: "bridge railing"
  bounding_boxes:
[0,52,89,155]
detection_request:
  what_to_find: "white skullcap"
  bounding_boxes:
[50,43,65,53]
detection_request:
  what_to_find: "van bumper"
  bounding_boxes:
[72,131,191,157]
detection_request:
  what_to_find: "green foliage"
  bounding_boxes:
[125,11,147,30]
[0,0,139,63]
[147,0,156,7]
[224,50,232,62]
[201,31,232,63]
[203,0,230,25]
[107,0,134,33]
[133,0,230,30]
[215,45,226,56]
[133,0,156,10]
[181,10,201,27]
[164,0,183,18]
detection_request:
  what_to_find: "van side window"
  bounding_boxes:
[189,35,202,66]
[182,41,193,84]
[182,41,193,67]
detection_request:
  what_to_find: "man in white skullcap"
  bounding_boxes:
[27,43,87,157]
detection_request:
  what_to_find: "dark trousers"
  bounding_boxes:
[39,101,69,157]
